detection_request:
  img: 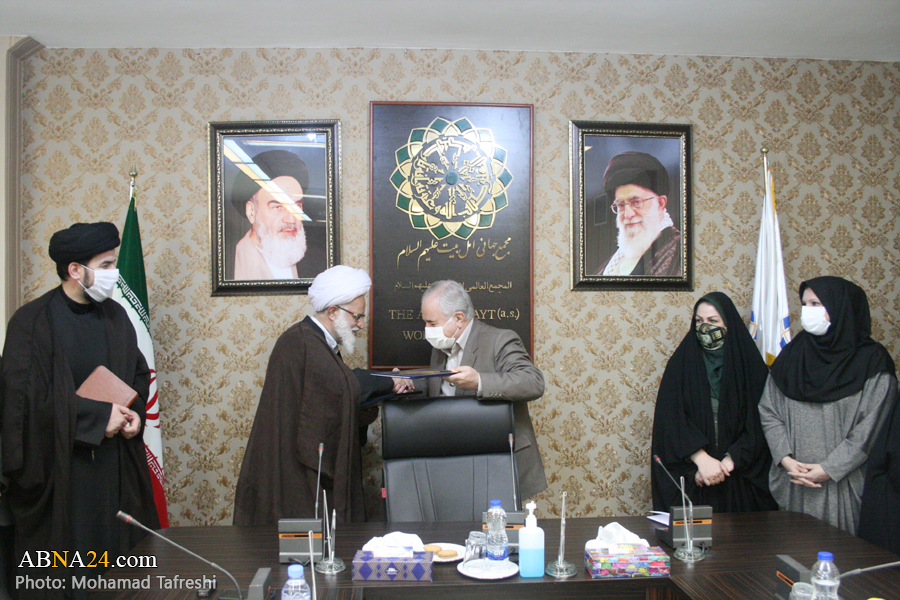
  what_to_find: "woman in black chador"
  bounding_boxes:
[651,292,778,513]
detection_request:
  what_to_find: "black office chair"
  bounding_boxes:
[381,396,518,522]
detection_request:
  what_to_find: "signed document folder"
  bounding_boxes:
[372,369,454,380]
[76,365,139,408]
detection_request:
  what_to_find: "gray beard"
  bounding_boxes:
[333,313,358,355]
[256,220,307,269]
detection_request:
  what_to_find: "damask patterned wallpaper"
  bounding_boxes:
[16,47,900,525]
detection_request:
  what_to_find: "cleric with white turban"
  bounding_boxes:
[308,265,372,314]
[234,263,401,525]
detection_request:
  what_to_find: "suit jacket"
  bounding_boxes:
[426,319,548,499]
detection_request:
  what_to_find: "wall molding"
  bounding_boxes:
[5,36,43,322]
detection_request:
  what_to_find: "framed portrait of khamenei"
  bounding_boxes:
[209,120,341,296]
[570,121,692,291]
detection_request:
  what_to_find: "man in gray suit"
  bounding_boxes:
[419,280,548,499]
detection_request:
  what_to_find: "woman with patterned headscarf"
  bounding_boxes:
[652,292,778,513]
[759,276,897,534]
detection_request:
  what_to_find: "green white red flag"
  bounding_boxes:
[112,179,169,527]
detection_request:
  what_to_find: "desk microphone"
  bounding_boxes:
[653,455,690,501]
[652,455,708,562]
[116,511,245,600]
[508,433,518,511]
[840,559,900,579]
[314,442,324,519]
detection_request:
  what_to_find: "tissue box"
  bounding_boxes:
[352,550,433,582]
[585,544,670,579]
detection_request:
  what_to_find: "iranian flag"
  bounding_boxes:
[113,178,169,528]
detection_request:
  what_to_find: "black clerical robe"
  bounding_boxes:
[233,317,390,525]
[599,226,683,277]
[0,287,157,598]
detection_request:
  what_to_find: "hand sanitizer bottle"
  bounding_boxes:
[518,501,545,577]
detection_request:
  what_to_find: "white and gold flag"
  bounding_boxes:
[749,163,791,365]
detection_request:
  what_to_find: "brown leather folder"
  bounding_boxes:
[76,365,138,408]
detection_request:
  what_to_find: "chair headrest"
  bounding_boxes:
[381,396,515,460]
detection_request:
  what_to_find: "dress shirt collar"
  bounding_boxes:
[443,318,473,357]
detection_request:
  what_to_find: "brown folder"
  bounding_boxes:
[76,365,138,408]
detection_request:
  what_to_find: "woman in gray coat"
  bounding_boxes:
[759,276,897,534]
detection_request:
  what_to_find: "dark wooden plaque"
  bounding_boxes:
[370,102,534,368]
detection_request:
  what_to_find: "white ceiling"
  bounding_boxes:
[2,0,899,62]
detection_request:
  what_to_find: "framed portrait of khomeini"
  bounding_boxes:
[570,121,692,291]
[209,120,341,296]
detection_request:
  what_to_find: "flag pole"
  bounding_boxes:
[114,165,170,527]
[129,164,137,200]
[761,145,769,183]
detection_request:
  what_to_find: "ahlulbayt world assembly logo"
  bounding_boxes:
[391,117,512,240]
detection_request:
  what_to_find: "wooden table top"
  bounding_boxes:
[92,511,900,600]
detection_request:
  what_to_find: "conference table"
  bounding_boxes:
[94,511,900,599]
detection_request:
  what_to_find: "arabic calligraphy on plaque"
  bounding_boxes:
[391,117,513,240]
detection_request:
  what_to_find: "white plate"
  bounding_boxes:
[457,558,519,579]
[425,542,465,562]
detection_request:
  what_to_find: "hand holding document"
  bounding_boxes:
[360,368,426,408]
[390,367,416,393]
[372,369,455,380]
[442,366,479,391]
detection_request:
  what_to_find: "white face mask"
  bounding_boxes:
[79,265,119,302]
[425,320,460,351]
[801,305,831,336]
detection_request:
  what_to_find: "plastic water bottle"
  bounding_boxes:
[282,564,311,600]
[485,499,509,571]
[810,551,840,600]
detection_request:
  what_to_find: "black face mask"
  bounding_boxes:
[696,322,726,351]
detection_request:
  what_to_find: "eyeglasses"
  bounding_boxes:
[611,195,657,214]
[337,305,366,321]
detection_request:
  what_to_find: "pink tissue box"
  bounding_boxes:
[585,544,671,579]
[351,550,433,582]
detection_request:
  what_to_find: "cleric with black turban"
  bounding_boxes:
[603,151,670,203]
[597,151,683,277]
[1,221,157,599]
[49,221,120,279]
